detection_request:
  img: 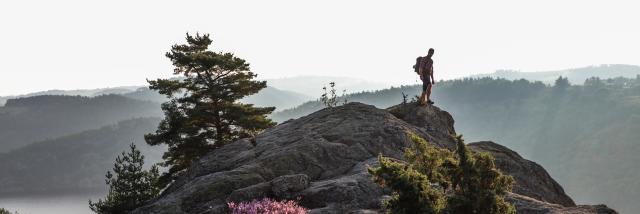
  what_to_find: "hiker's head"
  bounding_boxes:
[427,48,435,57]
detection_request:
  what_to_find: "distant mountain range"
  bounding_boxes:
[0,85,314,112]
[0,82,315,196]
[0,81,318,153]
[473,64,640,84]
[0,95,163,152]
[263,76,390,98]
[3,64,640,103]
[0,86,142,106]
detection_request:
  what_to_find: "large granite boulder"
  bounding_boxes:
[133,102,615,214]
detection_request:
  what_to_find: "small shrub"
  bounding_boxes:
[227,198,307,214]
[401,92,408,105]
[320,82,347,108]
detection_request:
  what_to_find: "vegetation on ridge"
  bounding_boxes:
[369,134,515,214]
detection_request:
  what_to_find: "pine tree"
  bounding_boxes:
[446,135,515,214]
[89,143,161,214]
[369,155,446,214]
[145,33,275,184]
[553,76,570,91]
[369,134,515,214]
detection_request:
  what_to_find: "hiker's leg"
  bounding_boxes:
[420,82,428,104]
[420,91,427,104]
[427,84,432,101]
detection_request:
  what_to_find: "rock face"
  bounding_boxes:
[134,102,616,214]
[506,193,616,214]
[468,141,575,207]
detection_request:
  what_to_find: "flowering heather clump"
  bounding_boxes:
[227,198,307,214]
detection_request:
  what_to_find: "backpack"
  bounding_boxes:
[413,56,422,74]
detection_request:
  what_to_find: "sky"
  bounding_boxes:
[1,0,640,96]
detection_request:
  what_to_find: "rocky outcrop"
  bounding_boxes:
[506,193,616,214]
[468,141,575,207]
[133,102,615,214]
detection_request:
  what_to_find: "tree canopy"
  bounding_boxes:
[145,33,275,183]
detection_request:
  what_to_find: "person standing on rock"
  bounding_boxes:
[418,48,435,105]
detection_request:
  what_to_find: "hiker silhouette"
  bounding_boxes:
[417,48,435,105]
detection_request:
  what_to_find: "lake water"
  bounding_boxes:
[0,193,102,214]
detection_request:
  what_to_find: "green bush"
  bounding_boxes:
[369,134,515,214]
[89,143,161,214]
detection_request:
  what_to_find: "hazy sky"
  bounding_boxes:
[1,0,639,96]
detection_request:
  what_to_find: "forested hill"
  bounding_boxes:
[0,94,162,152]
[0,86,141,106]
[272,76,640,213]
[0,85,311,154]
[0,117,163,194]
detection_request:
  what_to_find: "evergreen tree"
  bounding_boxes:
[369,155,446,214]
[89,143,161,214]
[553,76,570,91]
[369,134,515,214]
[584,77,604,88]
[446,136,515,214]
[404,134,456,191]
[145,33,275,183]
